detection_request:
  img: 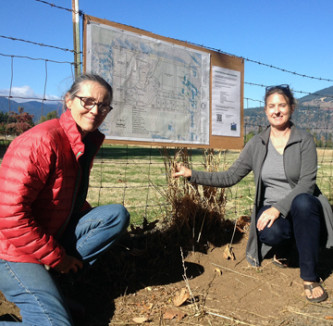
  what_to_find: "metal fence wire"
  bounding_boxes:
[0,0,332,225]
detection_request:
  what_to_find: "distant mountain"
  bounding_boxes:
[0,97,63,123]
[1,85,332,137]
[244,85,333,136]
[298,85,333,109]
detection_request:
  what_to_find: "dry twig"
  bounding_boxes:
[206,311,258,326]
[180,247,200,314]
[211,262,260,280]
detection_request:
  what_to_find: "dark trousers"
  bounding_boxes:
[257,193,325,281]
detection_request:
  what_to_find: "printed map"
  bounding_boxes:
[86,22,210,144]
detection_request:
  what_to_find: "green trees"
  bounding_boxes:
[244,130,256,143]
[39,110,58,123]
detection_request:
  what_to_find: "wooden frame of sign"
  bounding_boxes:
[83,15,244,149]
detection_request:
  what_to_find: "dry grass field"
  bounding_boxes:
[87,145,333,225]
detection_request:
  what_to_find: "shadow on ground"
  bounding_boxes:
[58,216,242,326]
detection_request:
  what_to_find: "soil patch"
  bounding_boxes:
[1,218,333,325]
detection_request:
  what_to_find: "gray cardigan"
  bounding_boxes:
[190,124,333,266]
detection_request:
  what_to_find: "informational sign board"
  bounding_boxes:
[84,15,244,149]
[212,66,241,137]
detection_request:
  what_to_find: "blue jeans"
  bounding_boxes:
[257,194,324,282]
[0,204,129,325]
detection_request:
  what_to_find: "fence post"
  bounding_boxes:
[72,0,81,78]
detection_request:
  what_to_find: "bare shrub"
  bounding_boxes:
[159,147,230,247]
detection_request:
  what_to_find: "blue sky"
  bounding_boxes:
[0,0,332,107]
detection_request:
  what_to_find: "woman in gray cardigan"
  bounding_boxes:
[173,85,333,303]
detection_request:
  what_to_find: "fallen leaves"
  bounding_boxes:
[214,267,223,275]
[161,287,189,321]
[127,287,191,324]
[163,308,186,321]
[172,287,189,307]
[132,316,149,323]
[223,244,236,260]
[236,215,250,233]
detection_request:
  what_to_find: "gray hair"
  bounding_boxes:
[65,73,113,103]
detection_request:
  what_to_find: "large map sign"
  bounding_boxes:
[86,20,210,145]
[84,16,244,149]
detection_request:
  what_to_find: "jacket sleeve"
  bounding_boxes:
[0,135,66,267]
[190,140,254,187]
[273,134,317,217]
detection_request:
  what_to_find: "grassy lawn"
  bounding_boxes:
[0,138,331,226]
[87,145,333,225]
[317,148,333,202]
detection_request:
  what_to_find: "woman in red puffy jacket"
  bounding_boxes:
[0,74,130,325]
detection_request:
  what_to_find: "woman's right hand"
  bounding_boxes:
[54,254,84,274]
[172,163,192,178]
[256,207,280,231]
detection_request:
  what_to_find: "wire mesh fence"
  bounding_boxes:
[83,140,333,225]
[0,1,332,227]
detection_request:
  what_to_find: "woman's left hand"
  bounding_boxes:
[54,254,84,274]
[256,207,280,231]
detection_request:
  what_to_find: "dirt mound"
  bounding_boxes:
[1,218,333,325]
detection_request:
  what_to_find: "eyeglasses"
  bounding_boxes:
[74,95,113,115]
[265,84,290,93]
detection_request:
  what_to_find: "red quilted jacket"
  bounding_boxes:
[0,109,104,267]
